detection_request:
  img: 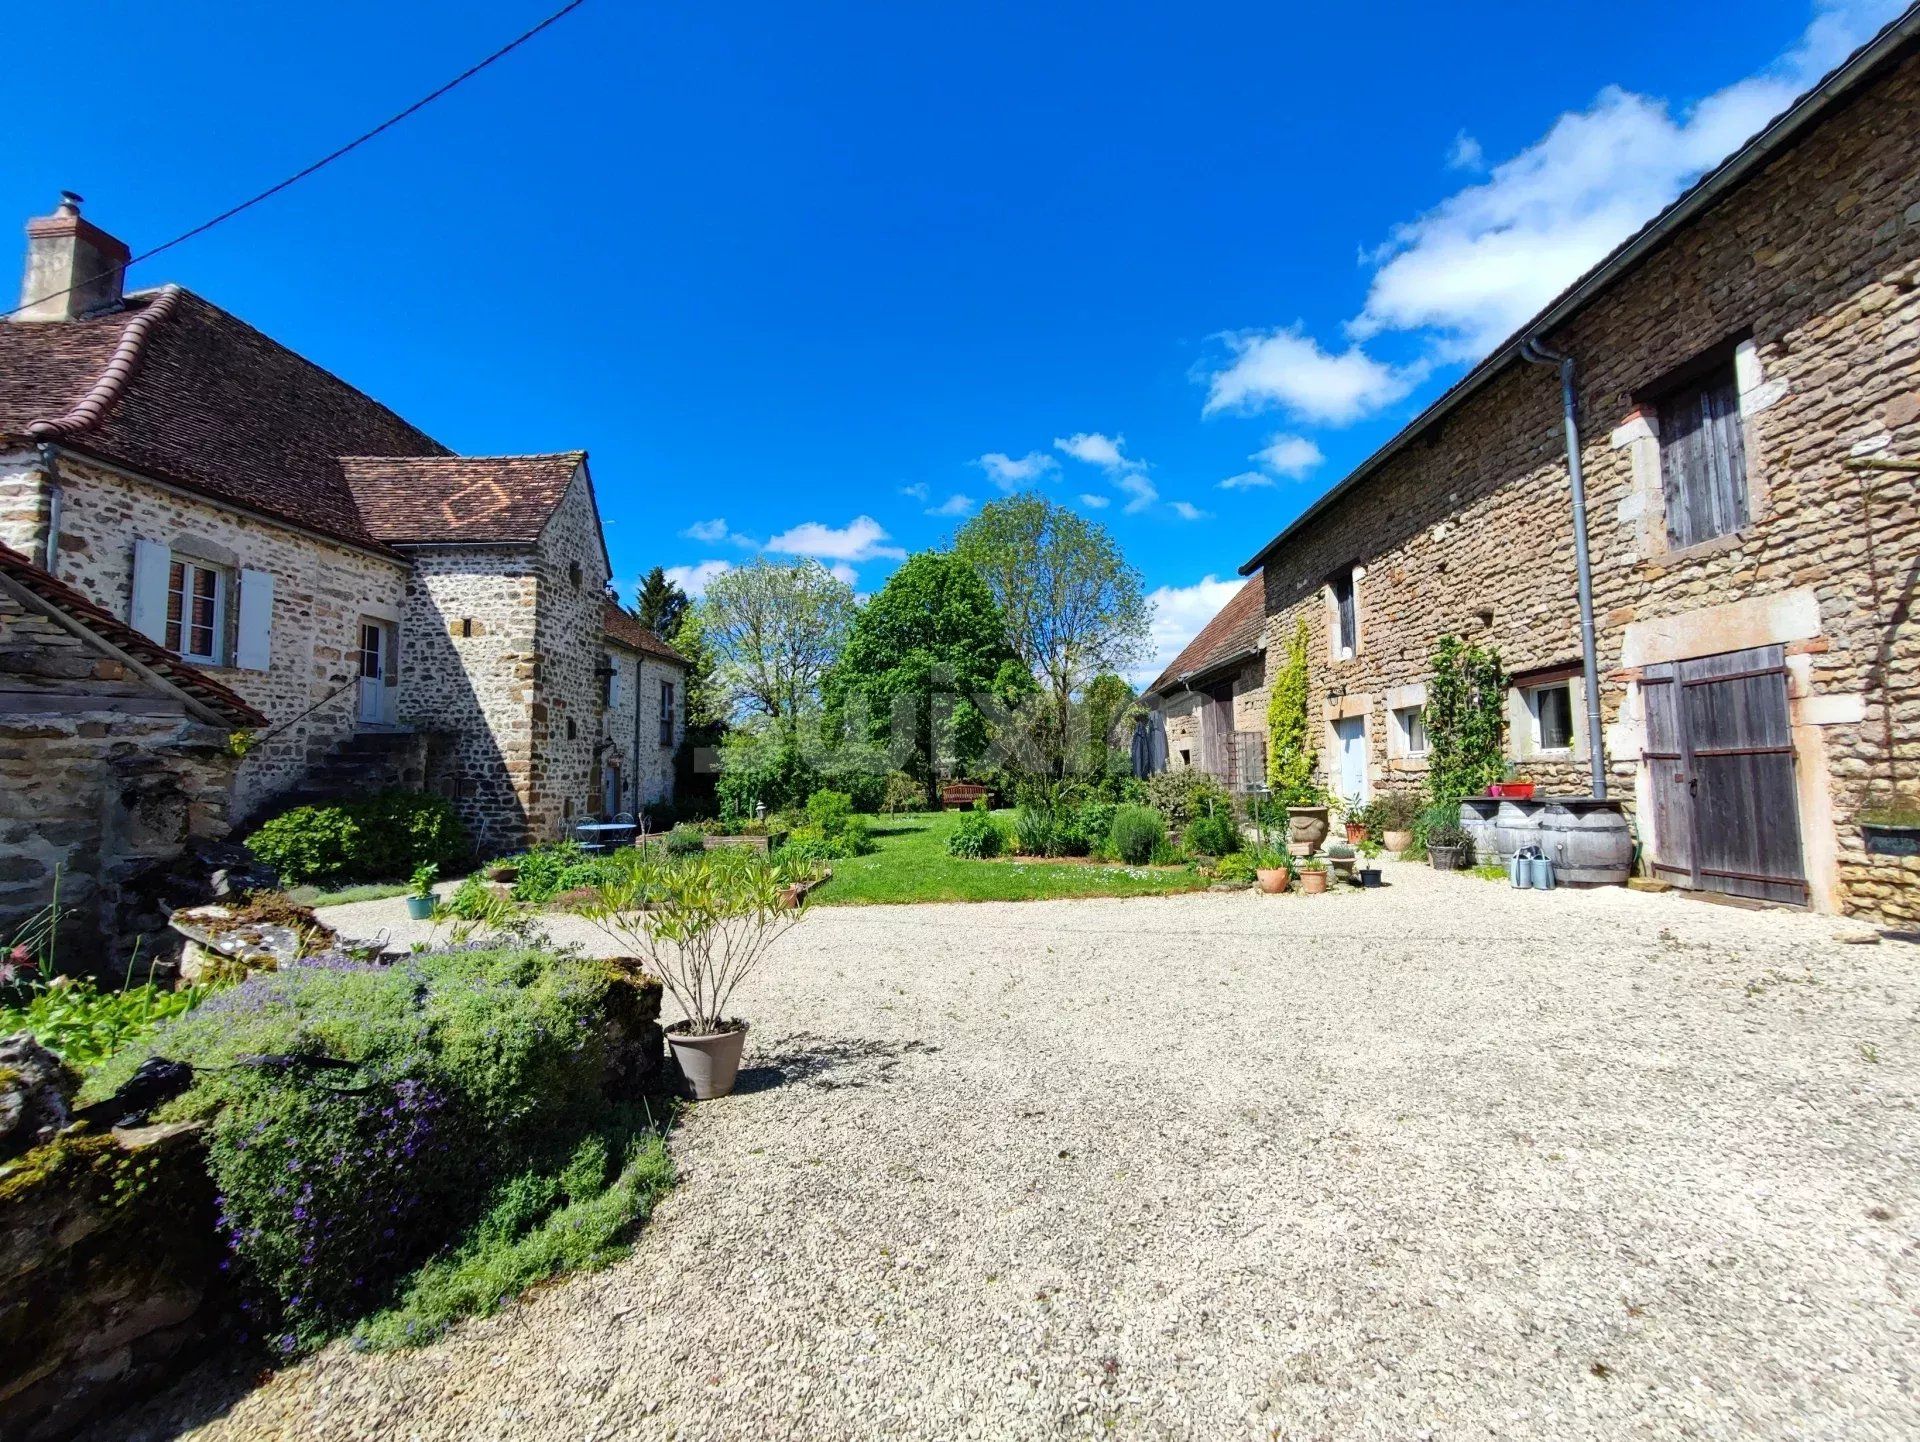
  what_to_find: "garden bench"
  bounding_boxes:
[941,782,991,810]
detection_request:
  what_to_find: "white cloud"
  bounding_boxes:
[1078,492,1111,509]
[681,517,730,543]
[1447,130,1485,172]
[1252,433,1325,478]
[827,562,860,588]
[1054,431,1139,472]
[765,515,907,563]
[926,493,975,517]
[665,559,733,598]
[1117,473,1158,515]
[1138,575,1248,684]
[1169,500,1212,522]
[1217,471,1274,491]
[899,482,930,502]
[1202,325,1425,425]
[1352,0,1902,360]
[974,450,1058,491]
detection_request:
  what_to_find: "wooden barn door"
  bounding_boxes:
[1640,645,1807,904]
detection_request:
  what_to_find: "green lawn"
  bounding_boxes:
[809,810,1209,906]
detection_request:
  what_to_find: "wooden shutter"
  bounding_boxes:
[1659,367,1748,548]
[234,568,274,670]
[129,538,170,643]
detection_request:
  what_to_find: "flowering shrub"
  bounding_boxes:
[83,946,640,1357]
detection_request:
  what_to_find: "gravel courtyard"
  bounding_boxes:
[119,864,1919,1441]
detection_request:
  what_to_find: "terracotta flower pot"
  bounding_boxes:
[1255,866,1291,894]
[1300,869,1328,894]
[1345,821,1368,844]
[668,1022,749,1100]
[1382,829,1413,854]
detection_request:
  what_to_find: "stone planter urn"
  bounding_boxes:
[1286,805,1330,858]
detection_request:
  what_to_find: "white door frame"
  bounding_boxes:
[357,620,397,726]
[1331,714,1369,805]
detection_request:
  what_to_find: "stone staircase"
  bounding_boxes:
[285,728,427,806]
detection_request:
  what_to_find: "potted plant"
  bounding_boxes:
[1286,788,1332,858]
[1858,795,1920,857]
[1355,838,1383,888]
[406,863,438,920]
[583,845,803,1100]
[1488,762,1535,801]
[1325,841,1356,880]
[1343,798,1377,845]
[1427,822,1474,872]
[1374,791,1420,854]
[1298,857,1329,893]
[1249,840,1292,894]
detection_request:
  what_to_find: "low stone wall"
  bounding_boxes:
[0,1123,219,1442]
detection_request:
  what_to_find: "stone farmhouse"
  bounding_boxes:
[0,196,686,862]
[1151,14,1920,926]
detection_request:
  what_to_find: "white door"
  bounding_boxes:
[357,622,396,726]
[1333,715,1369,804]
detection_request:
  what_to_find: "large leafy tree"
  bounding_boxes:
[633,566,690,638]
[693,559,856,727]
[953,495,1149,776]
[823,551,1020,803]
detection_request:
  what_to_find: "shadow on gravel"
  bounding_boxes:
[733,1034,939,1094]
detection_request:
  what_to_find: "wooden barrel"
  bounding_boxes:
[1457,798,1499,861]
[1539,799,1633,886]
[1492,799,1544,861]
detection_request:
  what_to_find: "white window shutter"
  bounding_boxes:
[235,568,274,670]
[129,538,170,642]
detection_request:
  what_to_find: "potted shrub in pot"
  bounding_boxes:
[1374,791,1420,854]
[1427,822,1474,872]
[1325,841,1356,881]
[1249,840,1292,894]
[1355,839,1383,888]
[406,863,438,920]
[584,845,803,1100]
[1298,857,1329,893]
[1344,799,1377,845]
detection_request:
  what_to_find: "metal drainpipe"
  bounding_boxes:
[631,659,643,821]
[1520,338,1607,800]
[36,443,62,573]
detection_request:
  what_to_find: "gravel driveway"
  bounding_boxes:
[117,864,1920,1440]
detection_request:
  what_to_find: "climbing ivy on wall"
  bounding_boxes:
[1265,618,1316,805]
[1424,635,1508,803]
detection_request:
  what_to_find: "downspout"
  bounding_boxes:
[35,443,62,573]
[1520,338,1607,799]
[631,658,643,821]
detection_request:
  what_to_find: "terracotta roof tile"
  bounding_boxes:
[0,542,265,728]
[1143,573,1265,698]
[602,599,687,665]
[341,453,585,545]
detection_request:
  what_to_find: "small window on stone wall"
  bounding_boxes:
[568,561,583,589]
[566,717,578,741]
[460,618,474,638]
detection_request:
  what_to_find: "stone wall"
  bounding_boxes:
[529,469,613,840]
[0,1125,217,1442]
[397,546,540,855]
[0,588,241,970]
[1249,48,1920,921]
[1154,658,1267,779]
[0,452,408,822]
[596,644,684,816]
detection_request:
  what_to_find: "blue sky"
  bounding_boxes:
[2,0,1902,679]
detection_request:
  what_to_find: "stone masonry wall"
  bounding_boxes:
[1156,659,1267,778]
[396,546,540,855]
[0,452,408,822]
[596,645,685,816]
[530,469,613,840]
[1251,47,1920,921]
[0,587,240,971]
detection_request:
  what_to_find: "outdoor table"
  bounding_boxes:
[573,821,637,852]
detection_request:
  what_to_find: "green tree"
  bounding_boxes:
[953,495,1149,776]
[823,551,1020,804]
[633,566,689,638]
[693,559,855,727]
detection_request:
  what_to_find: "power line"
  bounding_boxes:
[6,0,591,320]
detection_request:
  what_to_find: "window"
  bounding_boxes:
[1527,681,1574,752]
[1657,358,1748,548]
[1330,570,1358,659]
[1392,705,1428,757]
[603,658,621,708]
[166,559,223,663]
[658,680,676,747]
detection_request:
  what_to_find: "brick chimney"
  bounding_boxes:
[15,193,130,322]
